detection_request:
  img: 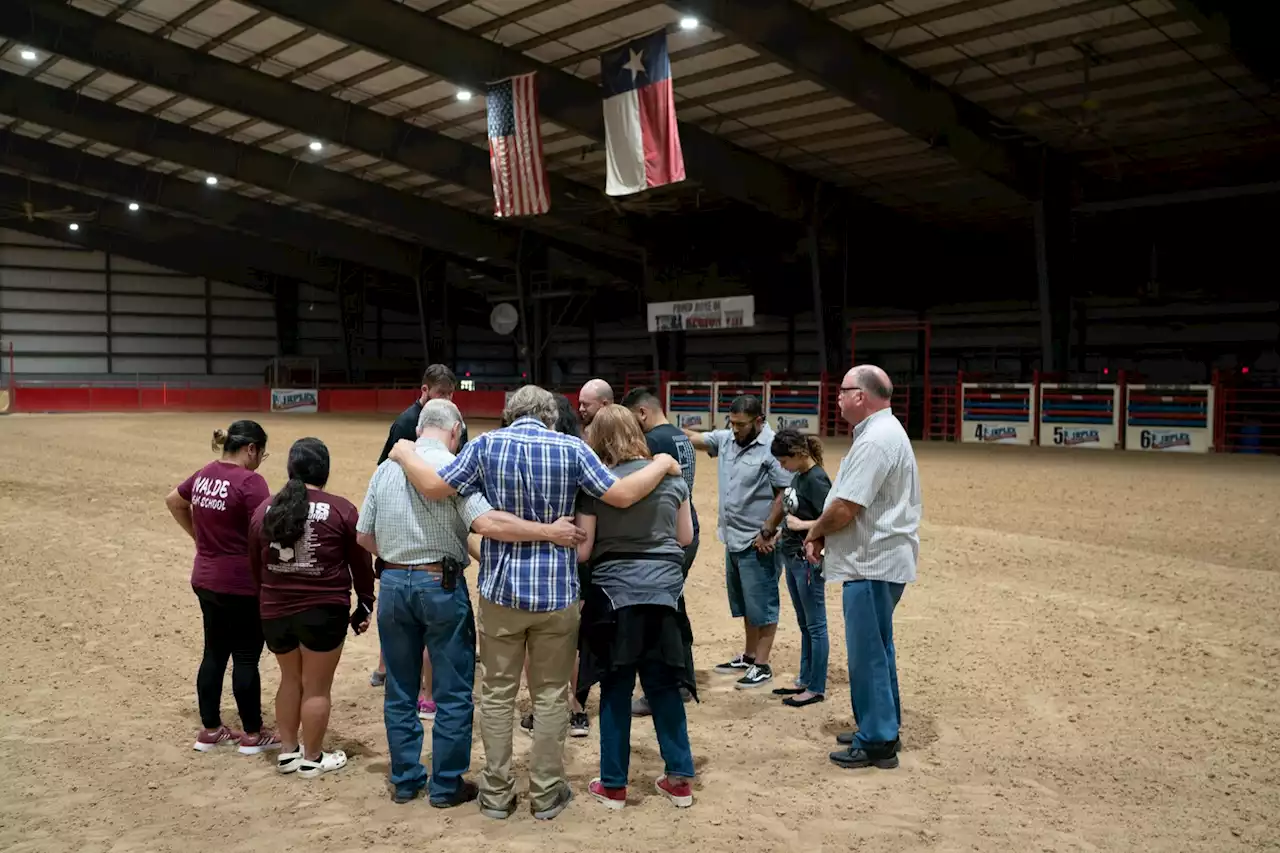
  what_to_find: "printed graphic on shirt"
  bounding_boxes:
[190,476,231,511]
[267,502,330,576]
[673,436,696,492]
[782,485,799,515]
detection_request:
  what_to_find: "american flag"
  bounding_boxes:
[486,72,550,218]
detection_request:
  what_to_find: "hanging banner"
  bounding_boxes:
[271,388,319,413]
[647,295,755,332]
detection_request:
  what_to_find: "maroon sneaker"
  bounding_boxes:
[588,778,626,810]
[193,726,241,752]
[238,729,282,755]
[655,775,693,808]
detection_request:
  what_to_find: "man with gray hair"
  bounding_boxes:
[803,365,921,771]
[359,399,586,807]
[578,378,613,427]
[388,385,681,821]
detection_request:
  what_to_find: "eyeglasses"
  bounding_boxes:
[839,386,862,394]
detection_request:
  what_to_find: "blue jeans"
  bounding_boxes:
[842,580,905,747]
[725,546,781,626]
[783,553,828,695]
[598,659,695,788]
[377,569,476,802]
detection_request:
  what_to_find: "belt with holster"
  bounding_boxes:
[381,561,443,573]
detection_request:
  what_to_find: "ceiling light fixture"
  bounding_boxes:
[456,89,473,102]
[679,16,699,30]
[308,140,323,152]
[68,222,80,232]
[20,48,37,62]
[205,175,218,186]
[128,202,140,211]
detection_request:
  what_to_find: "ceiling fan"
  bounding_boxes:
[0,199,97,224]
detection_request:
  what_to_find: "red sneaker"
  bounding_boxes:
[238,729,282,755]
[588,778,626,810]
[655,775,693,808]
[193,725,241,752]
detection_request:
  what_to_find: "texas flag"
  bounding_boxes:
[600,30,686,197]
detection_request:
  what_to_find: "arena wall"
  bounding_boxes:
[0,227,275,384]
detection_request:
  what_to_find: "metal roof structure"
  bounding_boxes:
[0,0,1275,297]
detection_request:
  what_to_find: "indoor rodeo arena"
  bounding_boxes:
[1,1,1278,852]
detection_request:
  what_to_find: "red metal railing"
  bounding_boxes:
[1215,371,1280,454]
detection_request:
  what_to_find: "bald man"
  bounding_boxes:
[578,379,613,427]
[803,365,920,771]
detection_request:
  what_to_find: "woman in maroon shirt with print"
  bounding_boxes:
[249,437,375,778]
[165,420,281,755]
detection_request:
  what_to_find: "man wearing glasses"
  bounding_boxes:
[804,365,921,771]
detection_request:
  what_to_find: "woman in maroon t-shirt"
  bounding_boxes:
[165,420,281,755]
[249,437,375,778]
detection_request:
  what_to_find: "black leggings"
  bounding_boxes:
[193,587,264,733]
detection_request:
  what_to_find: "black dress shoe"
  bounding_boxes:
[430,780,479,809]
[829,742,901,768]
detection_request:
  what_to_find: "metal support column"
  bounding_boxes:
[514,232,535,382]
[337,262,368,383]
[104,251,113,374]
[1034,169,1072,374]
[413,251,432,369]
[807,221,828,375]
[587,302,597,377]
[203,276,213,376]
[274,276,299,357]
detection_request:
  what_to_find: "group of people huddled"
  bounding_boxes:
[165,362,922,817]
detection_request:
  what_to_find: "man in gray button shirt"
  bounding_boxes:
[685,394,792,689]
[356,399,584,807]
[804,365,921,771]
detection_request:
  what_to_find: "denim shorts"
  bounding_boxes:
[725,546,782,627]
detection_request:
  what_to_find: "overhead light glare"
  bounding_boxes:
[128,202,140,211]
[205,175,218,186]
[68,222,80,232]
[456,89,473,102]
[20,48,37,62]
[679,16,699,30]
[308,140,323,152]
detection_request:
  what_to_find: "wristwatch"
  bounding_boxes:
[761,525,777,538]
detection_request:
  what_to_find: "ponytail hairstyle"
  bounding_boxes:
[263,438,330,547]
[212,420,268,454]
[771,428,824,468]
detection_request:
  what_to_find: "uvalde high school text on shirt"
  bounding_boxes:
[190,476,233,511]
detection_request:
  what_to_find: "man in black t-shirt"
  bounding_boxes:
[370,364,467,692]
[623,386,699,716]
[377,364,468,465]
[623,386,698,563]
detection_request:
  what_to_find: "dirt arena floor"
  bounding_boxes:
[1,412,1278,852]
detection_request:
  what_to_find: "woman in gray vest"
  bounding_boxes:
[575,404,696,810]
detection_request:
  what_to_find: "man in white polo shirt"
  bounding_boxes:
[804,365,921,770]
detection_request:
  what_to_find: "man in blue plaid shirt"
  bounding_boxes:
[388,385,679,821]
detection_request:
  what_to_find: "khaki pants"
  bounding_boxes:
[476,598,580,813]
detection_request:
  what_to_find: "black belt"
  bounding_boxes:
[592,551,683,567]
[382,562,443,573]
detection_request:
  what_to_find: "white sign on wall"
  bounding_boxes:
[271,388,318,413]
[647,296,755,332]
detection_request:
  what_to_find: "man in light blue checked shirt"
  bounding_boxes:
[358,399,585,809]
[388,385,680,822]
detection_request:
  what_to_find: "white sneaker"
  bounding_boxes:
[297,750,347,778]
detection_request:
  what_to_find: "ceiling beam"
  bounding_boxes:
[671,0,1080,201]
[0,70,516,267]
[0,209,283,295]
[0,172,335,286]
[1169,0,1280,86]
[0,0,641,258]
[243,0,818,219]
[0,129,423,279]
[0,72,635,284]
